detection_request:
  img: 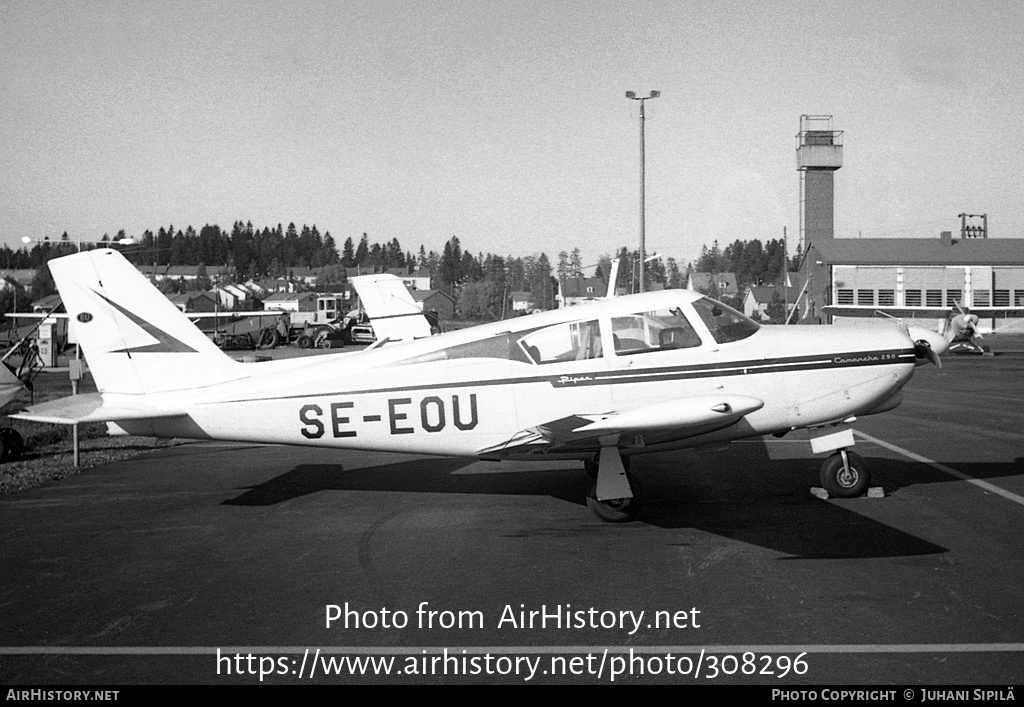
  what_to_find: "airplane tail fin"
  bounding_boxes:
[350,274,432,341]
[48,249,241,395]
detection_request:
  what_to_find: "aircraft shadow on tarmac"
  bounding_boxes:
[217,437,981,560]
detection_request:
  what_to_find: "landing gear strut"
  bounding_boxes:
[585,447,640,522]
[819,449,869,498]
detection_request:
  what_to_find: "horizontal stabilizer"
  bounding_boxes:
[576,394,764,434]
[0,364,25,409]
[10,393,186,425]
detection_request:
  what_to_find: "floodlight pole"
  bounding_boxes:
[626,90,659,292]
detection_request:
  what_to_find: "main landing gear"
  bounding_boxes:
[819,449,870,498]
[584,447,640,522]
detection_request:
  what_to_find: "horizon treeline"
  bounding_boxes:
[0,221,795,320]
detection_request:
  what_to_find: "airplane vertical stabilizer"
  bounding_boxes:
[48,249,241,395]
[351,274,432,341]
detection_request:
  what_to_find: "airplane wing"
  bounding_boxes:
[478,394,764,458]
[9,393,187,425]
[350,274,432,341]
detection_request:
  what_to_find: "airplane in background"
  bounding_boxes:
[12,248,949,521]
[348,273,433,343]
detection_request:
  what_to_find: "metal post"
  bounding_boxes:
[639,98,646,294]
[626,90,659,293]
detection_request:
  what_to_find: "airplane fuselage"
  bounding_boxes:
[108,290,918,460]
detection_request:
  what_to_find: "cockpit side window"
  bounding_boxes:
[518,320,602,364]
[611,307,702,355]
[691,297,760,344]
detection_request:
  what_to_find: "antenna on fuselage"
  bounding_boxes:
[605,260,620,298]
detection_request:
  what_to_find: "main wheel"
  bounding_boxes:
[820,451,869,498]
[586,476,641,522]
[296,334,312,349]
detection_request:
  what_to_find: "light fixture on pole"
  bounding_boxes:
[625,90,660,293]
[630,252,663,294]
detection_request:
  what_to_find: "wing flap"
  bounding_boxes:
[10,393,186,425]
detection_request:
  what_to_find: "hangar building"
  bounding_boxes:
[794,115,1024,332]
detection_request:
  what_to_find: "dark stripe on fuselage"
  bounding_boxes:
[201,347,916,406]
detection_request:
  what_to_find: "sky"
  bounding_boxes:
[3,0,1024,269]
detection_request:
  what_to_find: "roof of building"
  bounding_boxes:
[264,291,317,302]
[32,294,62,310]
[560,278,605,298]
[0,270,35,285]
[811,236,1024,266]
[411,289,454,303]
[168,291,216,303]
[746,285,802,304]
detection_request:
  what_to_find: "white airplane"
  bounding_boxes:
[12,249,949,521]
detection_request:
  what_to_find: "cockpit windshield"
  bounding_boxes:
[691,297,760,344]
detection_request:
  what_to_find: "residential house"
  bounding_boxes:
[685,272,739,301]
[169,292,218,314]
[743,285,802,322]
[557,278,606,308]
[263,291,319,313]
[411,289,456,321]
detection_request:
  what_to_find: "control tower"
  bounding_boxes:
[797,115,843,251]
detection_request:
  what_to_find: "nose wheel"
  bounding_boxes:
[820,450,870,498]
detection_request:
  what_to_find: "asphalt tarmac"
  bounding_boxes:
[1,351,1023,685]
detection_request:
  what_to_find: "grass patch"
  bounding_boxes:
[0,422,183,496]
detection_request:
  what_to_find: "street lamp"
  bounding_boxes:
[626,90,660,293]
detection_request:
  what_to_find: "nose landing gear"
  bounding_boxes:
[820,449,870,498]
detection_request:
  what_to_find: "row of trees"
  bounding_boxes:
[694,238,798,292]
[2,220,796,321]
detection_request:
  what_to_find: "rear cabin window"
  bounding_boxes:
[396,332,533,365]
[518,320,602,364]
[691,297,759,344]
[611,308,702,355]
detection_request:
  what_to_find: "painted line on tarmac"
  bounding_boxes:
[3,644,1024,655]
[855,431,1024,508]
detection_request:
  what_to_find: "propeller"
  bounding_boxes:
[914,339,942,368]
[906,325,949,368]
